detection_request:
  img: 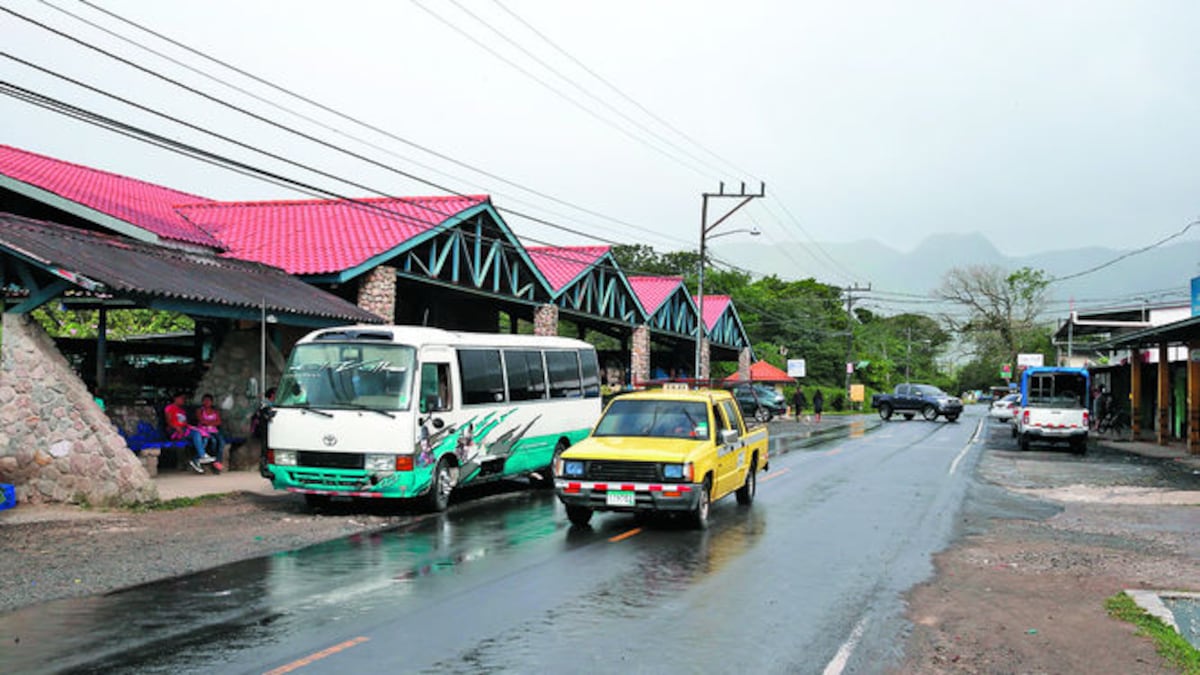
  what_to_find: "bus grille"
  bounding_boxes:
[286,470,364,489]
[298,451,364,469]
[585,461,660,482]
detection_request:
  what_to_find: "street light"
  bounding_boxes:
[694,183,764,382]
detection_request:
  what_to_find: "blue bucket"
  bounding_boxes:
[0,483,16,511]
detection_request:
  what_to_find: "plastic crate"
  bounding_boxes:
[0,483,15,511]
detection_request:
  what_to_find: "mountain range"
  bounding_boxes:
[717,233,1199,315]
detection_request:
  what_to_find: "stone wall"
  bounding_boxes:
[533,304,558,336]
[699,338,711,381]
[0,313,157,505]
[738,348,752,381]
[357,265,396,321]
[194,326,286,469]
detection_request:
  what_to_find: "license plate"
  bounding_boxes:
[606,491,635,507]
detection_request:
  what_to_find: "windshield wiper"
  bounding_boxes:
[283,403,334,418]
[339,403,395,419]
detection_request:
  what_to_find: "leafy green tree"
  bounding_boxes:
[32,307,194,339]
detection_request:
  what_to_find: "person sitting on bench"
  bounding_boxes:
[164,392,217,473]
[196,393,228,472]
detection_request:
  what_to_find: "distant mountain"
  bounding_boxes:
[717,234,1199,312]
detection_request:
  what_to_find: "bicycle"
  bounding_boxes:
[1095,408,1129,435]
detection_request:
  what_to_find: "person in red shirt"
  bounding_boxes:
[196,393,227,471]
[164,392,216,473]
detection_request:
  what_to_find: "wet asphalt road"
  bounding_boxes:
[3,410,991,674]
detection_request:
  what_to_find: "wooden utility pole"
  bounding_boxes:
[843,283,871,398]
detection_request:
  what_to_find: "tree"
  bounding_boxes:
[937,265,1051,377]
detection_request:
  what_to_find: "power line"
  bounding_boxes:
[1048,219,1200,283]
[66,0,681,246]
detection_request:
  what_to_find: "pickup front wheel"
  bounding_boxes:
[736,459,757,505]
[922,405,938,421]
[566,505,593,527]
[878,404,892,420]
[688,478,711,530]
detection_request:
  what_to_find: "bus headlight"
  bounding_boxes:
[365,454,394,472]
[274,450,297,466]
[561,460,585,478]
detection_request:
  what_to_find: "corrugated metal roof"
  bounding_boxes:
[693,295,732,330]
[0,213,381,325]
[176,195,487,275]
[525,245,610,292]
[0,144,220,248]
[627,276,685,314]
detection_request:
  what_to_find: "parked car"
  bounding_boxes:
[727,383,787,422]
[871,383,963,422]
[988,393,1020,422]
[554,386,769,529]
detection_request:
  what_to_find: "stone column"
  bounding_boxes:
[630,325,650,387]
[1157,342,1170,445]
[356,265,396,322]
[698,338,711,382]
[533,304,559,336]
[738,348,752,381]
[1188,341,1200,455]
[1130,348,1142,439]
[0,313,157,505]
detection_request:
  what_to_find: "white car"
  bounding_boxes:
[988,393,1020,422]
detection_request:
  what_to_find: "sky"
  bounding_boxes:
[3,0,1199,285]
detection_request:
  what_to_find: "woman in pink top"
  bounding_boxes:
[197,393,226,470]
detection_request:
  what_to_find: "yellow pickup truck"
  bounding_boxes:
[554,386,769,529]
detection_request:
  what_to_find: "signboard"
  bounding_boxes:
[786,359,806,378]
[1017,353,1044,368]
[846,362,854,374]
[1192,275,1200,317]
[849,384,865,403]
[1000,363,1012,379]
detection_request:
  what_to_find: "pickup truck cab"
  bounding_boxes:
[554,386,768,529]
[1014,367,1089,454]
[872,383,963,422]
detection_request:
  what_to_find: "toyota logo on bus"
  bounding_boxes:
[322,434,338,447]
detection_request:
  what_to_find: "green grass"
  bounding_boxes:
[125,493,226,513]
[1106,592,1200,674]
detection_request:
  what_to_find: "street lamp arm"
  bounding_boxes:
[707,227,761,241]
[704,195,757,234]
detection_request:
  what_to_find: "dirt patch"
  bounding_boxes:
[896,464,1200,673]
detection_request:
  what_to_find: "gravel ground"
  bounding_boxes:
[895,436,1200,674]
[0,492,405,615]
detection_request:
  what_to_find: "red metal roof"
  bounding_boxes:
[525,245,610,292]
[176,195,487,275]
[627,276,685,314]
[693,294,732,330]
[725,361,795,383]
[0,144,219,248]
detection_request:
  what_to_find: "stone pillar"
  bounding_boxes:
[356,265,396,322]
[1130,348,1142,439]
[1188,341,1200,455]
[533,304,559,336]
[738,348,752,381]
[630,325,650,387]
[698,338,711,382]
[195,326,287,469]
[1157,342,1170,445]
[0,313,157,505]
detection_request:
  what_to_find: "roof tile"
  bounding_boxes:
[525,245,610,292]
[627,276,685,314]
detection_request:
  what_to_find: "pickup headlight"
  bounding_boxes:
[561,460,585,478]
[662,463,694,481]
[274,450,297,466]
[365,454,394,472]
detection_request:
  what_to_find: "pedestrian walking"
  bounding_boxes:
[792,387,807,422]
[812,389,825,423]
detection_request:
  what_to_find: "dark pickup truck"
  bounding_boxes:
[871,383,963,422]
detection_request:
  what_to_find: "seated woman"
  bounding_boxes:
[196,393,227,472]
[164,392,216,473]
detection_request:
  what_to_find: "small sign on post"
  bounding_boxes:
[1017,353,1044,368]
[786,359,806,378]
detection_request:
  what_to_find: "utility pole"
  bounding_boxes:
[843,282,871,399]
[695,181,765,382]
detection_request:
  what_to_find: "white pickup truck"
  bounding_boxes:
[1014,367,1090,454]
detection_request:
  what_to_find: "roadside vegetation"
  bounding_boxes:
[1105,592,1200,674]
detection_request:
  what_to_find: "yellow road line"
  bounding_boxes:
[263,636,370,675]
[759,467,792,483]
[608,527,643,543]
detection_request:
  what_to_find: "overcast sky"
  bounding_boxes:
[3,0,1199,281]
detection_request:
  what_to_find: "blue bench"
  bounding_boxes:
[118,421,189,454]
